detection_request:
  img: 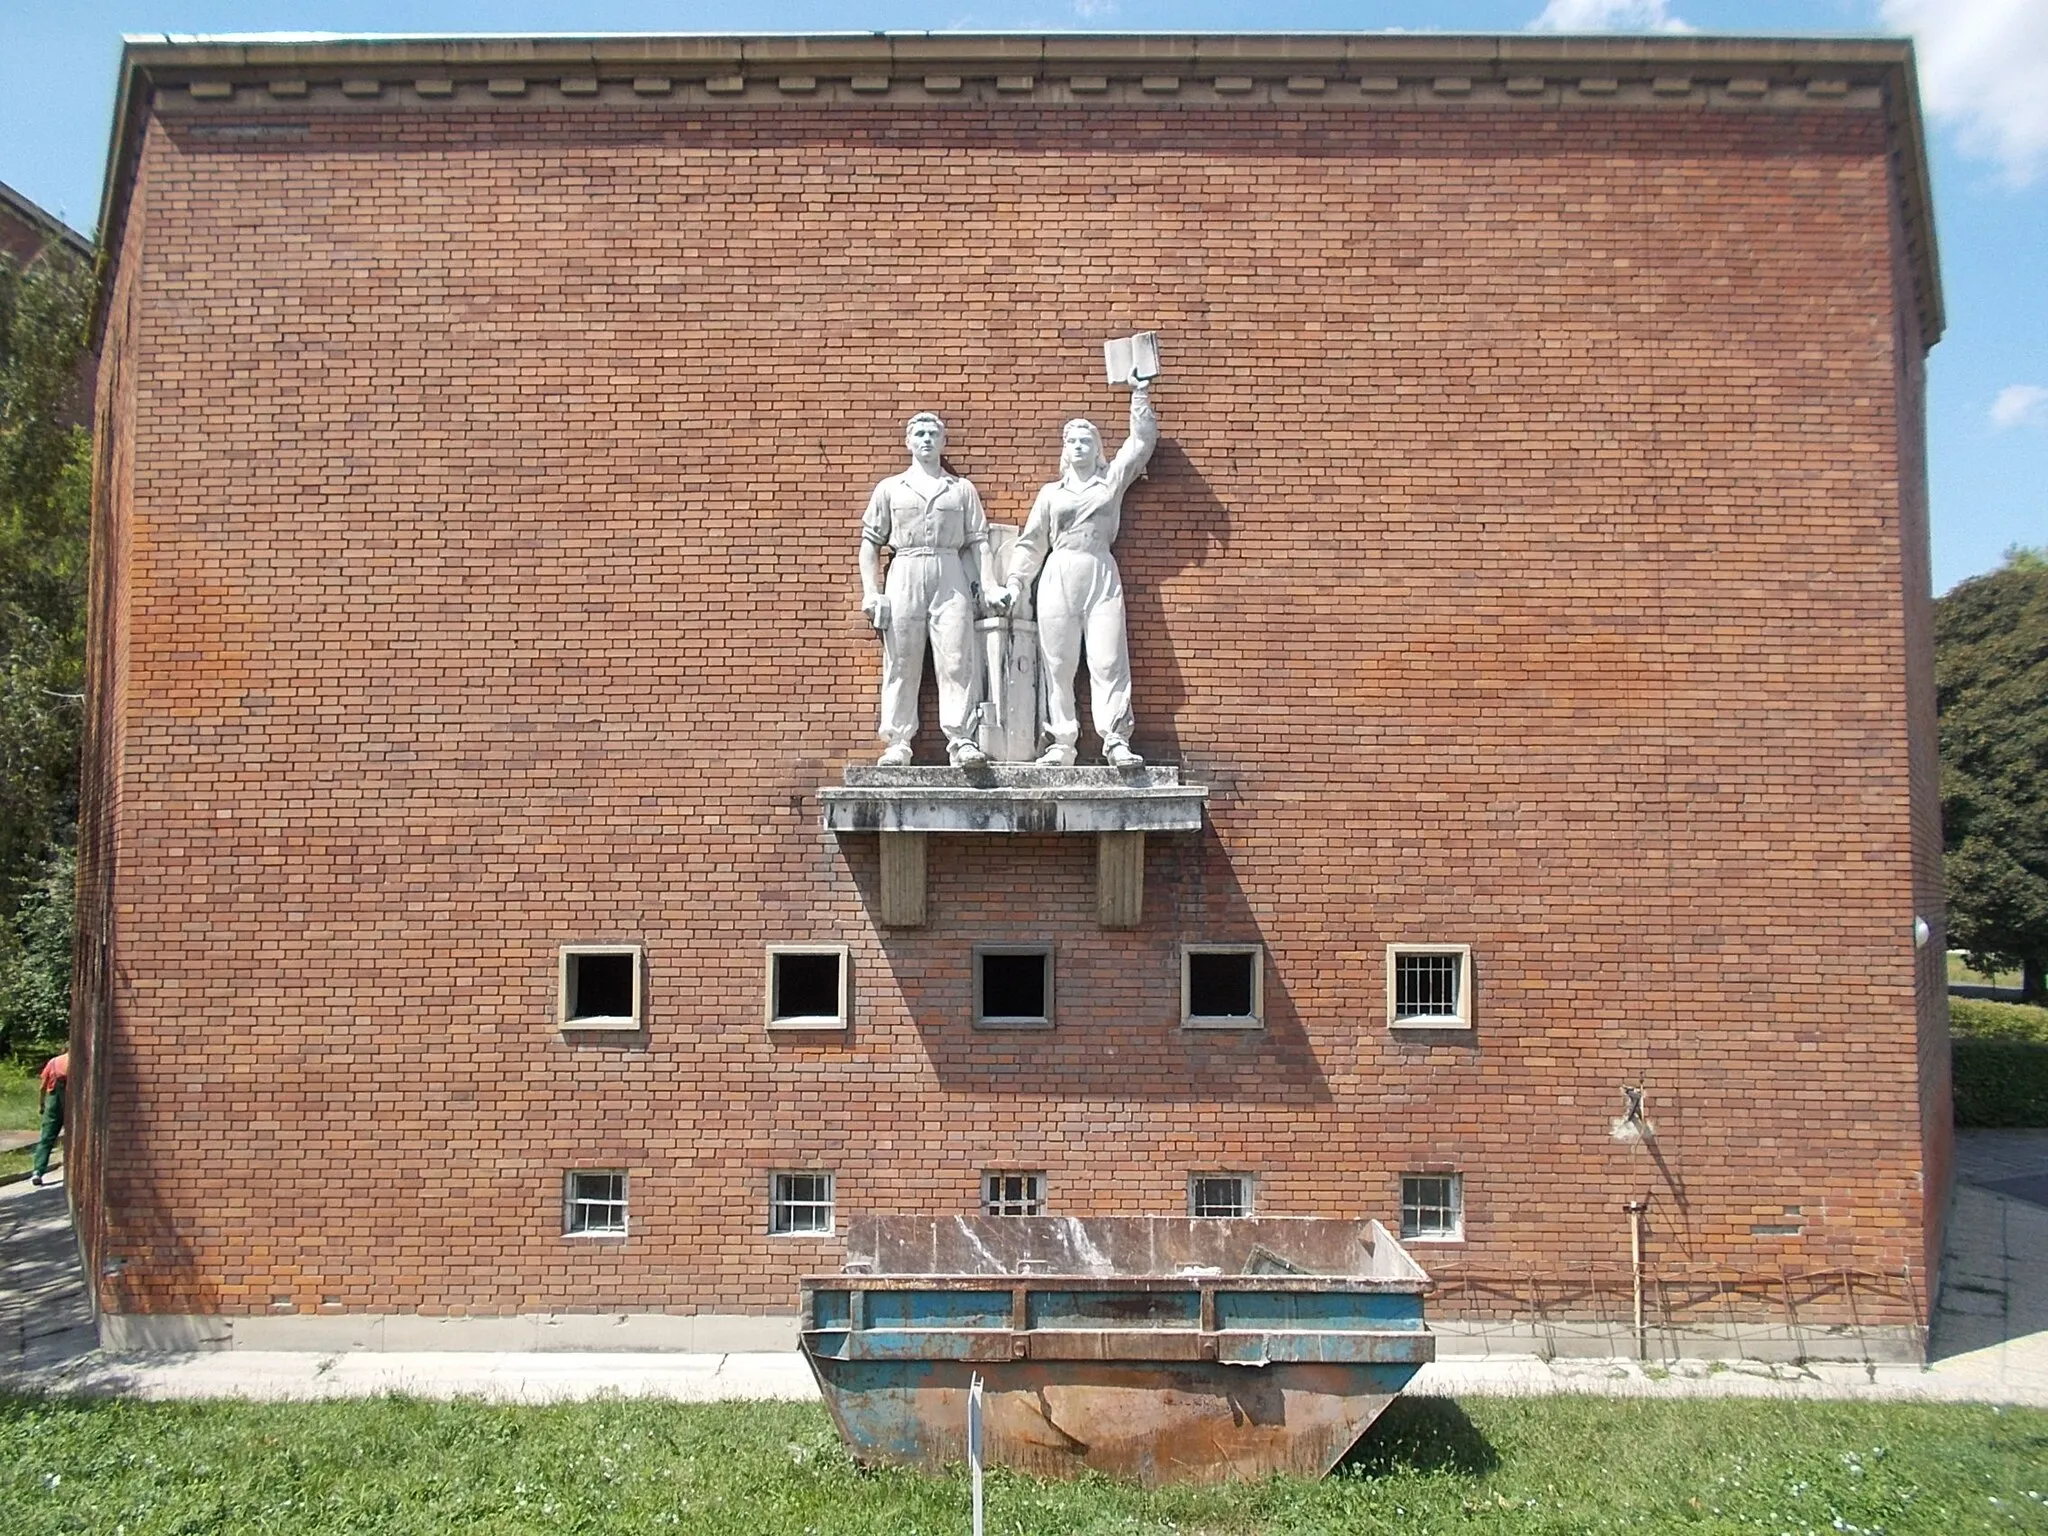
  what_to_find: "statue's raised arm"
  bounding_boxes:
[1102,378,1158,498]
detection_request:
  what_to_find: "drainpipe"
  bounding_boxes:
[1624,1200,1648,1361]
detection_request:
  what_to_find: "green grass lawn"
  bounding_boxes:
[1948,953,2025,990]
[1,1395,2044,1535]
[0,1060,42,1133]
[0,1061,46,1181]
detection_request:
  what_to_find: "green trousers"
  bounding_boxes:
[31,1084,63,1178]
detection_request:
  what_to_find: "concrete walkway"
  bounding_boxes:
[5,1133,2045,1407]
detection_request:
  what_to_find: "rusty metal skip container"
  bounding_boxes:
[801,1215,1435,1486]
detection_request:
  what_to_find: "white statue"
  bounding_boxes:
[998,378,1157,767]
[860,413,991,768]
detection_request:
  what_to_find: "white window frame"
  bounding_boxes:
[765,944,851,1032]
[982,1170,1046,1216]
[973,944,1055,1029]
[564,1170,628,1237]
[1400,1173,1465,1243]
[1189,1173,1254,1218]
[557,945,644,1031]
[1386,944,1473,1031]
[770,1171,836,1236]
[1181,943,1265,1030]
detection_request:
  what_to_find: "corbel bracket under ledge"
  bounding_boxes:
[821,764,1209,930]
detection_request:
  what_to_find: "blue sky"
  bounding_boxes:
[3,0,2040,592]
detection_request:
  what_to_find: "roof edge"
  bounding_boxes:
[0,179,94,263]
[88,31,1943,348]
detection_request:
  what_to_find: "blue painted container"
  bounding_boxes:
[801,1216,1434,1484]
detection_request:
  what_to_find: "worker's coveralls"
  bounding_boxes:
[1009,389,1157,754]
[862,470,990,755]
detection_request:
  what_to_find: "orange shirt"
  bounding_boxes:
[39,1052,68,1094]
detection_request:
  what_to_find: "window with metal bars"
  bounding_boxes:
[982,1171,1044,1216]
[770,1171,835,1235]
[1387,945,1472,1028]
[564,1171,627,1236]
[1189,1174,1252,1218]
[1400,1174,1463,1241]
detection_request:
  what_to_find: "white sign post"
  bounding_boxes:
[968,1371,985,1536]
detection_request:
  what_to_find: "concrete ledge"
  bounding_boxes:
[95,1310,1922,1364]
[822,764,1207,834]
[100,1311,801,1354]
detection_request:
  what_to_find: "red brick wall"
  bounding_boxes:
[1889,170,1952,1297]
[70,149,147,1297]
[85,93,1935,1325]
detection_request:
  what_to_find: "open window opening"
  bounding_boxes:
[975,945,1053,1028]
[767,945,849,1030]
[558,945,642,1030]
[1182,944,1263,1029]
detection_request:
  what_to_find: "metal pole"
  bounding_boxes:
[969,1371,984,1536]
[1624,1201,1648,1361]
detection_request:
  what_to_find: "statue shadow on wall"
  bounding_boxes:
[841,822,1331,1104]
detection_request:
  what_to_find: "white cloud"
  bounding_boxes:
[1527,0,1693,33]
[1991,384,2048,430]
[1881,0,2048,186]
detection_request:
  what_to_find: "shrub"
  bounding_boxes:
[1950,1000,2048,1127]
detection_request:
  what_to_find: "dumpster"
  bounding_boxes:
[800,1215,1434,1485]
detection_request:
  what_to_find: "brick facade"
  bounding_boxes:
[76,35,1947,1349]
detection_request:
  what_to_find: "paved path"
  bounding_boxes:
[4,1134,2045,1406]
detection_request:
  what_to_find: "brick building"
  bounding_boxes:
[2,178,97,427]
[1,177,93,270]
[75,33,1948,1358]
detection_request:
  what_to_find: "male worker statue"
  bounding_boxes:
[860,413,992,767]
[999,377,1157,767]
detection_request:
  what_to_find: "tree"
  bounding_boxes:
[1937,546,2048,1002]
[0,244,92,1054]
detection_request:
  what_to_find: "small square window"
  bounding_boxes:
[1189,1174,1253,1218]
[559,946,642,1030]
[1182,944,1263,1029]
[983,1171,1045,1216]
[1387,945,1472,1029]
[770,1171,835,1235]
[975,945,1053,1028]
[1400,1173,1464,1241]
[767,945,849,1031]
[565,1170,627,1236]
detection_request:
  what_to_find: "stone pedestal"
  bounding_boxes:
[823,765,1207,928]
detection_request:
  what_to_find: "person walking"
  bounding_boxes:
[30,1049,67,1186]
